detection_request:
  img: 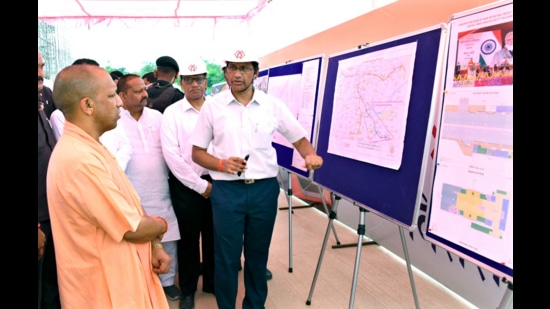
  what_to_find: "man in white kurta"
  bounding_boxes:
[117,74,181,299]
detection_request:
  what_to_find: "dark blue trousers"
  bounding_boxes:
[210,177,279,309]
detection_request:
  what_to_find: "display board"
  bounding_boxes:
[265,56,324,178]
[425,0,513,282]
[313,25,446,228]
[254,68,269,93]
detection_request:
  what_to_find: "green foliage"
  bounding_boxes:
[206,61,225,94]
[103,62,156,77]
[103,64,128,75]
[137,62,156,77]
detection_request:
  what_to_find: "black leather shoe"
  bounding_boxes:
[266,268,273,281]
[179,294,195,309]
[163,285,181,301]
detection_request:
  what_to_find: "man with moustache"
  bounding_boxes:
[190,45,323,309]
[117,73,181,302]
[38,51,57,119]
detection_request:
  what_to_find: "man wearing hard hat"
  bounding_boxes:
[190,45,323,309]
[161,58,215,309]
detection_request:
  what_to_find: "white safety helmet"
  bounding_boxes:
[224,46,260,65]
[179,58,208,76]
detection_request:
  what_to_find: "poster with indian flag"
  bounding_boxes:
[456,29,502,71]
[450,18,513,88]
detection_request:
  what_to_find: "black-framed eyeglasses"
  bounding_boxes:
[226,65,254,74]
[182,76,207,84]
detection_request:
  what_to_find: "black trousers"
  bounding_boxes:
[168,172,215,296]
[38,220,61,309]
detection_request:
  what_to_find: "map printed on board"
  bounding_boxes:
[327,42,417,170]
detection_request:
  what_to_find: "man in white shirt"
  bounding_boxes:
[116,73,182,302]
[160,58,215,309]
[190,45,323,309]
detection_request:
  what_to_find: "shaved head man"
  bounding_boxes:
[48,64,172,309]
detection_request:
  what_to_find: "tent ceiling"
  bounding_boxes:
[38,0,268,21]
[38,0,397,68]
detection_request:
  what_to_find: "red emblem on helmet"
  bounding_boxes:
[188,64,197,72]
[234,50,246,59]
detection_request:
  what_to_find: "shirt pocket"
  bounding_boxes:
[252,118,277,150]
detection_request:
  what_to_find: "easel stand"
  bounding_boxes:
[348,208,368,308]
[332,202,377,249]
[278,170,340,273]
[278,171,314,212]
[312,185,342,247]
[306,194,342,306]
[399,226,420,309]
[346,208,385,308]
[306,199,421,308]
[285,170,295,272]
[305,196,375,307]
[497,280,513,309]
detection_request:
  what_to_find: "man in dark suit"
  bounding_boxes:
[38,49,61,309]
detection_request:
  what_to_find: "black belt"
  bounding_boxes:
[230,178,269,185]
[200,174,212,181]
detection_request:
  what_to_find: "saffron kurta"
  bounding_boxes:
[46,121,169,309]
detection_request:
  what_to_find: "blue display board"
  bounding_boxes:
[313,25,445,228]
[266,56,324,178]
[258,69,268,78]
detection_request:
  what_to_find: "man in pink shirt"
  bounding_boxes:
[47,64,172,309]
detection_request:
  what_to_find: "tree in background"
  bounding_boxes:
[205,61,225,94]
[104,64,129,75]
[137,62,156,78]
